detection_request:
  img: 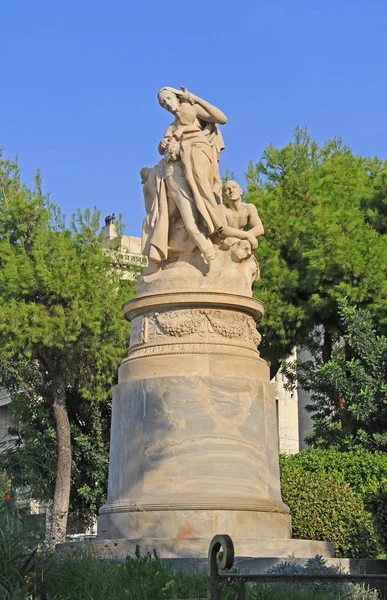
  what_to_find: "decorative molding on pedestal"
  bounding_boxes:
[123,292,264,322]
[99,498,291,515]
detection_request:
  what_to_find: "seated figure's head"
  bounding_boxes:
[222,180,243,204]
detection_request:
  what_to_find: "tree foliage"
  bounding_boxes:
[0,359,112,531]
[0,151,135,543]
[245,128,387,369]
[292,301,387,451]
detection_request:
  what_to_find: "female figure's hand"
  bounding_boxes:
[158,136,172,155]
[178,87,196,105]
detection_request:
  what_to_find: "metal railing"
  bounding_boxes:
[208,534,387,599]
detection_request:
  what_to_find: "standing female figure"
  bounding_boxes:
[141,86,227,277]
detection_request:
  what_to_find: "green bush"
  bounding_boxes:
[280,449,387,556]
[280,449,387,495]
[368,486,387,552]
[280,468,378,558]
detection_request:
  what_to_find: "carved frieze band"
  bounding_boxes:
[127,343,260,362]
[129,309,261,358]
[99,498,290,515]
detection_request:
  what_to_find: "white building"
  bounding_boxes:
[273,356,313,454]
[102,218,147,278]
[0,388,12,447]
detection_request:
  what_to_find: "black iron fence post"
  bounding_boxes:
[208,534,235,600]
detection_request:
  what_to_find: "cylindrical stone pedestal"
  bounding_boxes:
[98,289,295,556]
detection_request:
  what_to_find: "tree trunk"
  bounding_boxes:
[44,356,72,548]
[322,330,350,432]
[322,329,332,364]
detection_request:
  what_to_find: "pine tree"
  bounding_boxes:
[246,128,387,373]
[296,300,387,451]
[0,152,134,545]
[0,358,113,532]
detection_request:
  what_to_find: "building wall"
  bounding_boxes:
[273,350,300,454]
[0,388,12,447]
[101,223,147,279]
[296,349,315,450]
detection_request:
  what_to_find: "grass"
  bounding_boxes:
[44,548,208,600]
[3,546,382,600]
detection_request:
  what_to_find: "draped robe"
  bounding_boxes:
[141,121,225,263]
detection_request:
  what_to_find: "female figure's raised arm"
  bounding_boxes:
[179,87,227,125]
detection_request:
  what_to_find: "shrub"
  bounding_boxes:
[280,468,378,558]
[367,485,387,553]
[280,449,387,555]
[280,449,387,495]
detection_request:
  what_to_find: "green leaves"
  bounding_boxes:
[281,467,378,558]
[0,152,132,384]
[0,149,136,526]
[297,301,387,451]
[246,128,387,367]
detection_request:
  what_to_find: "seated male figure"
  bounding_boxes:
[219,180,264,256]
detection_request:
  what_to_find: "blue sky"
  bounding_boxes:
[1,0,386,236]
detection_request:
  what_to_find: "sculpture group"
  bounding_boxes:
[140,86,263,286]
[96,86,334,560]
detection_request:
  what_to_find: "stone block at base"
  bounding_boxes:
[59,537,334,560]
[98,510,292,543]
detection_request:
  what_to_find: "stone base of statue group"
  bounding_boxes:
[92,271,334,559]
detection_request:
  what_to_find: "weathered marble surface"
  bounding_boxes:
[97,289,296,556]
[68,537,335,560]
[99,371,290,526]
[98,369,292,554]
